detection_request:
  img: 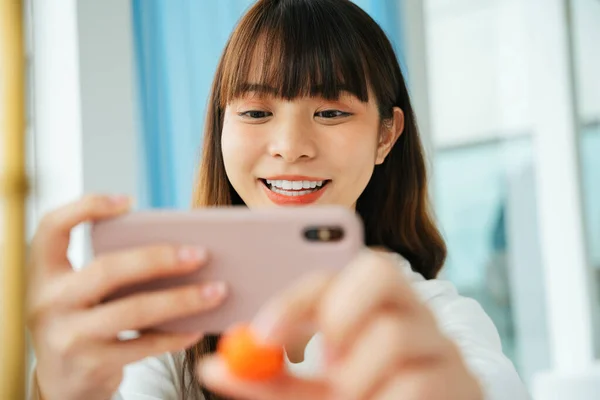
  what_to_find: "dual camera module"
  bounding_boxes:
[303,226,344,242]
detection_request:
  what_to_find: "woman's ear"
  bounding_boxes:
[375,107,404,165]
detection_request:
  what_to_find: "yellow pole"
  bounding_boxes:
[0,0,27,399]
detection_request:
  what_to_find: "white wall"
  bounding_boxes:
[77,0,138,198]
[31,0,138,266]
[31,0,85,265]
[573,0,600,122]
[425,0,600,147]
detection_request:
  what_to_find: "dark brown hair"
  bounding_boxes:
[183,0,446,398]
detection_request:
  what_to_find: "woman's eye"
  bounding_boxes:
[239,110,272,119]
[315,110,351,118]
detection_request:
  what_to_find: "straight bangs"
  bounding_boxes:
[216,0,373,106]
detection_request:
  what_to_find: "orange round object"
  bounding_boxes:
[217,324,285,380]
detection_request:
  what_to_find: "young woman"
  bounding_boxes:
[27,0,530,399]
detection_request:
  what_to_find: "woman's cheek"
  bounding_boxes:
[221,128,255,183]
[223,124,254,154]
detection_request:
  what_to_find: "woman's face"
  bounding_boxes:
[221,87,403,208]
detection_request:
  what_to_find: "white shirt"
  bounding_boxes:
[114,255,531,400]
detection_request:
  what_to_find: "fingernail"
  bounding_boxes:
[201,281,227,299]
[178,247,205,263]
[251,308,279,342]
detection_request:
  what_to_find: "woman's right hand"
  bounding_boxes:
[26,195,227,400]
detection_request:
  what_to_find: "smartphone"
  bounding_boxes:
[90,206,364,333]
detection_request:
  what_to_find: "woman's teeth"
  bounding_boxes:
[266,179,324,190]
[265,179,326,196]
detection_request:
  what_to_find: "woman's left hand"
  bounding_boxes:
[198,250,484,400]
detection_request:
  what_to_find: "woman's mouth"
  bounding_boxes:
[263,179,329,195]
[259,178,331,205]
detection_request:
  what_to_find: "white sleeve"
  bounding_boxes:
[413,278,532,400]
[116,352,199,400]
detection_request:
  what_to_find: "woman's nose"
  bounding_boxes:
[267,120,317,162]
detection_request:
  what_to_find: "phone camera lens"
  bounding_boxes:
[304,229,316,240]
[303,227,344,242]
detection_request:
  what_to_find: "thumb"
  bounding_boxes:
[31,194,132,273]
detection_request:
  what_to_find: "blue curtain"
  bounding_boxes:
[131,0,406,209]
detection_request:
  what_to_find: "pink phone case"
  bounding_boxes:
[90,206,363,333]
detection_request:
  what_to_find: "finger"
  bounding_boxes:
[250,270,334,346]
[198,356,335,400]
[65,245,208,307]
[32,194,132,269]
[110,331,204,366]
[79,282,228,338]
[318,250,424,350]
[328,311,448,399]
